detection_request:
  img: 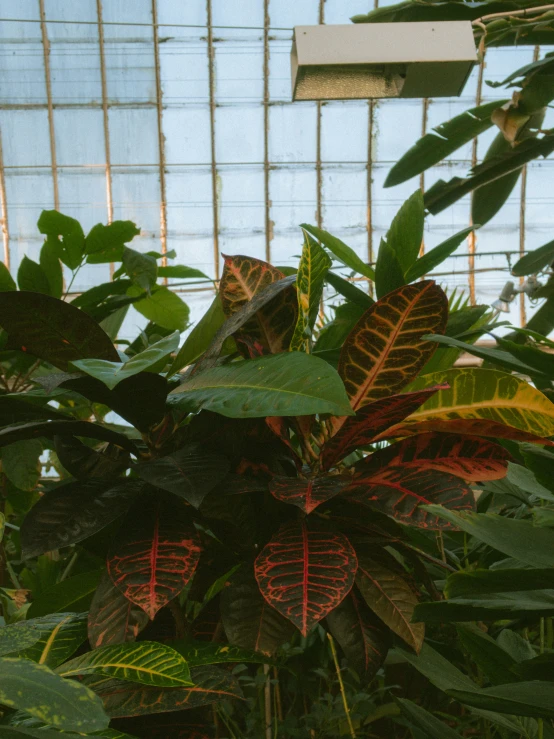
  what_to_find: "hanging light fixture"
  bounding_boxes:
[291,22,477,101]
[492,276,543,313]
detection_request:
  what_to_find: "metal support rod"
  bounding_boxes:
[467,50,486,305]
[367,100,374,294]
[96,0,113,225]
[151,0,168,267]
[263,0,272,262]
[315,0,325,230]
[207,0,220,279]
[39,0,59,210]
[0,130,10,268]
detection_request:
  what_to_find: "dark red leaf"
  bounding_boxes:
[108,495,201,619]
[265,416,302,468]
[320,386,447,470]
[347,465,474,529]
[255,521,358,636]
[88,570,149,648]
[268,474,350,514]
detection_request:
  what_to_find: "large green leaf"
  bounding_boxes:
[396,698,463,739]
[28,570,103,619]
[122,248,157,291]
[0,419,138,454]
[445,568,554,599]
[456,624,518,685]
[171,639,273,668]
[169,352,354,418]
[39,240,63,299]
[17,256,51,296]
[17,613,87,668]
[415,591,554,622]
[289,230,331,352]
[54,435,130,481]
[0,623,42,658]
[471,133,523,227]
[88,571,149,648]
[132,286,189,331]
[513,238,554,276]
[375,239,406,298]
[383,190,424,275]
[0,292,119,370]
[0,261,16,291]
[37,210,85,271]
[2,439,42,491]
[324,272,374,308]
[0,657,109,732]
[396,641,477,693]
[85,220,140,263]
[384,100,505,187]
[301,224,375,280]
[405,227,476,283]
[58,642,192,687]
[71,331,179,390]
[448,681,554,720]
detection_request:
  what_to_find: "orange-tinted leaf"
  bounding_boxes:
[348,466,474,529]
[255,521,357,636]
[320,386,447,470]
[108,495,201,619]
[88,571,149,648]
[334,281,447,432]
[366,433,511,482]
[269,474,349,514]
[376,418,554,446]
[219,254,297,354]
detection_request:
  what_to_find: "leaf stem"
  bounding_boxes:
[59,551,78,582]
[327,632,357,739]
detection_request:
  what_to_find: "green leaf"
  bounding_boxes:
[70,331,179,390]
[37,210,85,271]
[0,657,109,732]
[17,613,87,668]
[375,240,405,298]
[495,334,554,376]
[396,698,463,739]
[423,506,554,567]
[169,352,354,418]
[314,302,366,354]
[446,568,554,599]
[290,229,332,352]
[456,624,518,684]
[513,238,554,276]
[157,265,210,280]
[171,640,272,668]
[132,286,189,331]
[0,420,138,454]
[28,570,103,619]
[0,729,69,738]
[385,100,505,187]
[405,227,476,282]
[0,623,42,658]
[384,190,424,274]
[324,271,374,308]
[122,248,157,291]
[85,221,140,263]
[448,681,554,720]
[17,256,51,295]
[0,261,16,291]
[39,241,63,299]
[58,642,192,687]
[415,592,554,622]
[471,132,523,227]
[301,223,375,280]
[2,439,42,491]
[396,641,477,693]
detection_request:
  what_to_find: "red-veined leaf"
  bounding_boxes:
[347,466,474,529]
[219,254,297,354]
[268,474,349,514]
[332,281,447,433]
[326,590,391,681]
[254,521,358,636]
[265,416,302,468]
[320,386,447,470]
[364,433,511,482]
[88,571,149,648]
[108,495,201,619]
[220,565,295,656]
[356,550,424,653]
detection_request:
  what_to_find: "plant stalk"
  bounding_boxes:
[327,632,357,739]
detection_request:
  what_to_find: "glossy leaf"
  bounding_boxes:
[289,230,331,352]
[0,657,109,733]
[28,570,104,619]
[396,698,463,739]
[87,665,242,718]
[326,591,390,681]
[255,521,357,636]
[471,133,523,227]
[415,593,554,622]
[157,265,209,280]
[384,100,504,187]
[448,681,554,720]
[0,623,42,658]
[356,551,424,652]
[88,571,149,648]
[71,332,179,390]
[37,210,85,270]
[170,352,354,419]
[85,220,140,263]
[17,613,87,668]
[58,641,192,687]
[456,624,518,685]
[21,479,145,558]
[132,286,189,332]
[513,237,554,276]
[220,565,295,656]
[2,439,42,491]
[397,641,476,693]
[54,435,130,481]
[301,223,375,280]
[336,280,447,423]
[374,239,405,298]
[38,241,63,298]
[405,227,476,283]
[171,639,273,667]
[122,247,157,291]
[0,291,119,370]
[134,444,230,509]
[108,495,201,619]
[320,386,445,470]
[219,254,297,354]
[0,261,16,291]
[324,271,374,308]
[0,419,138,454]
[445,568,554,599]
[383,190,424,275]
[268,474,349,514]
[17,256,51,295]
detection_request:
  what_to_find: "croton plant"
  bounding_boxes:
[1,203,554,736]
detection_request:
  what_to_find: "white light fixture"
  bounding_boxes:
[492,277,542,313]
[291,22,477,101]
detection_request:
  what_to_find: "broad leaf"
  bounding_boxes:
[38,210,85,270]
[301,224,375,280]
[0,261,16,291]
[456,624,518,685]
[471,133,523,227]
[58,642,192,687]
[348,466,474,529]
[85,221,140,263]
[336,281,447,426]
[54,436,130,481]
[405,227,476,283]
[396,698,464,739]
[289,230,331,352]
[38,240,62,298]
[172,640,272,668]
[88,571,149,648]
[157,265,209,280]
[17,613,87,668]
[356,550,424,652]
[86,665,242,717]
[383,190,424,275]
[0,292,119,370]
[2,439,42,491]
[513,238,554,276]
[17,256,51,295]
[0,420,138,454]
[28,570,103,619]
[446,568,554,599]
[0,657,109,732]
[255,521,357,636]
[268,474,349,514]
[374,239,406,298]
[415,593,554,622]
[134,444,230,509]
[169,352,354,419]
[448,681,554,720]
[320,386,445,470]
[325,590,390,681]
[220,565,295,656]
[324,272,374,308]
[108,495,201,619]
[384,100,504,187]
[0,624,42,658]
[122,247,157,291]
[132,286,189,332]
[21,479,145,558]
[70,331,179,390]
[219,254,298,354]
[396,641,476,693]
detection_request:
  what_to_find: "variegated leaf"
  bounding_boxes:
[0,623,42,658]
[255,521,357,636]
[375,418,554,446]
[268,474,349,514]
[289,230,331,352]
[88,571,149,648]
[17,613,87,668]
